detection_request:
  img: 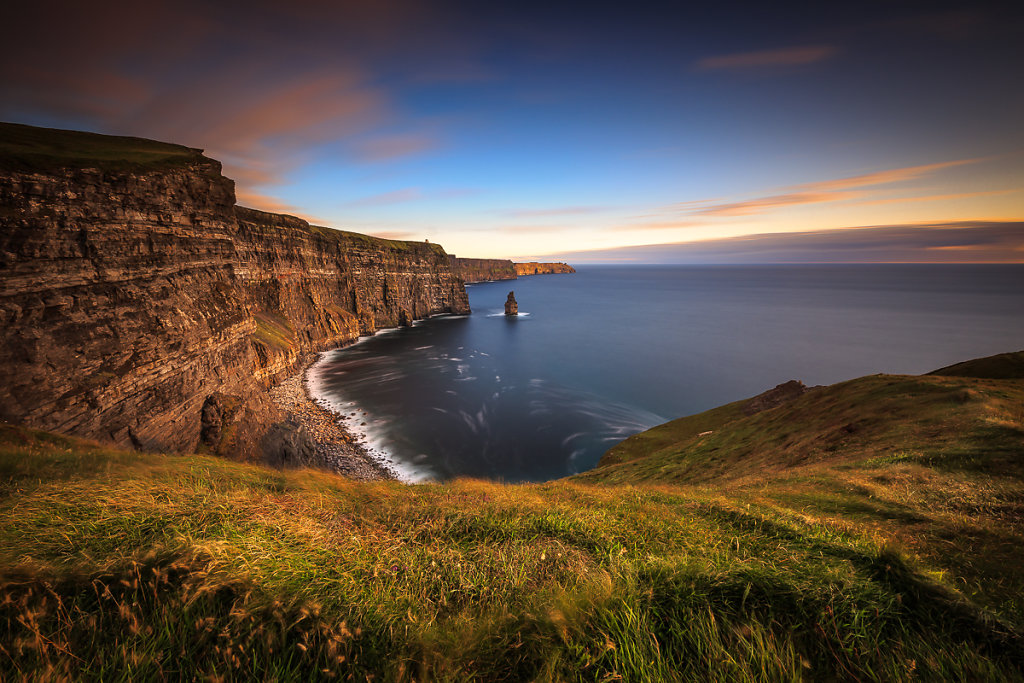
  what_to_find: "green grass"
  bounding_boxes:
[2,351,1023,679]
[251,311,297,353]
[0,122,209,174]
[584,372,1024,485]
[234,205,447,256]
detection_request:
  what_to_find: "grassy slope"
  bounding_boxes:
[929,350,1024,380]
[1,354,1023,680]
[0,122,209,174]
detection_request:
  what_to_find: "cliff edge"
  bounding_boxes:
[450,257,576,283]
[514,261,575,276]
[0,122,470,462]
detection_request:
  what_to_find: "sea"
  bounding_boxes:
[308,265,1024,483]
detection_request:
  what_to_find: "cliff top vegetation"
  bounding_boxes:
[0,122,212,174]
[235,204,447,256]
[2,350,1022,680]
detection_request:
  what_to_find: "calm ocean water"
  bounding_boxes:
[309,265,1024,483]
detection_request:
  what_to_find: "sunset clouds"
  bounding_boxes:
[695,45,839,71]
[2,0,1022,260]
[551,222,1024,264]
[676,159,985,219]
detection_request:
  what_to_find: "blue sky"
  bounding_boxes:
[2,0,1022,260]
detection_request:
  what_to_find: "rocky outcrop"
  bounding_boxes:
[0,122,470,461]
[514,262,575,276]
[742,380,808,416]
[449,257,517,283]
[504,291,518,316]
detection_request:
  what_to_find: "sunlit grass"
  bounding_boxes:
[2,411,1022,680]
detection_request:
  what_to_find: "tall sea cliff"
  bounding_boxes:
[0,123,470,461]
[449,257,576,283]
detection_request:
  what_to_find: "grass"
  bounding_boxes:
[929,350,1024,380]
[1,351,1023,680]
[585,373,1024,485]
[234,205,448,257]
[251,311,298,353]
[0,122,209,174]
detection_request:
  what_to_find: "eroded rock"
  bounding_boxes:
[505,291,518,316]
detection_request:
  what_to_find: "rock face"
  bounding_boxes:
[514,262,575,276]
[450,258,576,283]
[504,291,518,316]
[449,257,517,283]
[0,123,470,461]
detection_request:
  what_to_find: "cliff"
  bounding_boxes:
[0,122,469,461]
[449,256,517,283]
[450,257,576,283]
[515,261,575,276]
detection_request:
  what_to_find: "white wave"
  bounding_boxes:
[305,352,438,484]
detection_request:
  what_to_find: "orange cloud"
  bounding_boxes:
[671,158,986,220]
[367,230,419,240]
[0,0,444,209]
[352,134,439,162]
[695,45,838,71]
[809,158,982,191]
[235,189,321,221]
[694,191,863,217]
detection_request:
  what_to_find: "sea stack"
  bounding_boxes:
[505,291,519,316]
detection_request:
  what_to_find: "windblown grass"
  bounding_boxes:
[1,406,1022,680]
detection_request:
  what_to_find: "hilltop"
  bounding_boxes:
[2,350,1022,680]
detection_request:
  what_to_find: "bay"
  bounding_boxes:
[310,265,1024,482]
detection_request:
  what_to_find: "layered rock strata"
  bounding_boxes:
[449,257,517,283]
[0,123,470,462]
[504,291,518,316]
[450,258,576,283]
[514,262,576,276]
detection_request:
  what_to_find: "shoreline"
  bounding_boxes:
[269,353,399,481]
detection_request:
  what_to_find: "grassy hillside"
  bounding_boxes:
[2,352,1023,680]
[929,349,1024,380]
[0,121,209,173]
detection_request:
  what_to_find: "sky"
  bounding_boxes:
[2,0,1022,262]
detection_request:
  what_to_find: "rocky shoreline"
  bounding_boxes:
[269,355,398,481]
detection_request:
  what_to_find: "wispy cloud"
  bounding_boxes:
[235,188,315,219]
[344,187,423,207]
[612,220,705,231]
[693,191,861,217]
[366,230,418,240]
[547,222,1024,264]
[351,134,439,162]
[664,158,986,220]
[496,224,577,234]
[500,205,610,218]
[695,45,838,71]
[809,159,981,191]
[0,0,446,204]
